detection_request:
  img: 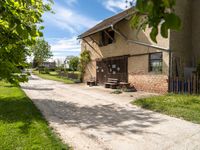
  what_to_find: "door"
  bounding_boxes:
[96,56,128,84]
[96,61,108,84]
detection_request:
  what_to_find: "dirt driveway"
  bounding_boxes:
[21,75,200,150]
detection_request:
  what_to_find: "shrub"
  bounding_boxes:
[78,50,91,82]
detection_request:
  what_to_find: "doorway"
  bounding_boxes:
[96,56,128,84]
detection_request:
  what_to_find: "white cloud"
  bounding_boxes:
[47,37,81,60]
[49,37,81,53]
[102,0,136,13]
[102,0,126,13]
[65,0,77,6]
[43,4,99,34]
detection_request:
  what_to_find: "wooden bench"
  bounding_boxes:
[105,78,119,89]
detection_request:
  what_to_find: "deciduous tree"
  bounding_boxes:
[0,0,53,84]
[31,38,53,68]
[68,56,79,71]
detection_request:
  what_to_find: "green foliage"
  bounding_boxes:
[0,0,53,84]
[78,50,91,81]
[68,56,79,71]
[79,50,91,73]
[133,94,200,124]
[33,71,75,84]
[31,38,53,68]
[0,81,69,149]
[130,0,181,43]
[39,67,50,74]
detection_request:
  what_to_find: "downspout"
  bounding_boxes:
[168,48,172,92]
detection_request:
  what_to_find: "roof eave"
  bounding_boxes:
[78,10,135,39]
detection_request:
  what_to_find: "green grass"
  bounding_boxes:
[133,94,200,124]
[0,81,71,149]
[33,71,75,84]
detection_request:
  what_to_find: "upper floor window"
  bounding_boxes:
[149,52,163,73]
[100,29,115,46]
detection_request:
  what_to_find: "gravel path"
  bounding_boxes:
[21,75,200,150]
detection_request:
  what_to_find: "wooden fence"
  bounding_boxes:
[58,71,80,80]
[171,74,200,94]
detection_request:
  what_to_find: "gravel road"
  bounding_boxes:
[21,75,200,150]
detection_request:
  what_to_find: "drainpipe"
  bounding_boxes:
[168,49,172,92]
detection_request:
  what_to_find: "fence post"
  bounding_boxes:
[197,74,199,94]
[182,79,184,94]
[193,74,196,94]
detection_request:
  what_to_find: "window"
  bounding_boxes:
[100,29,115,46]
[149,53,163,73]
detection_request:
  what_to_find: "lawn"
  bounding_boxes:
[32,70,75,84]
[133,94,200,124]
[0,81,70,149]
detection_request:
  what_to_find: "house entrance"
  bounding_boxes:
[96,56,128,84]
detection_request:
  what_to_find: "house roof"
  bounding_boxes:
[78,7,135,39]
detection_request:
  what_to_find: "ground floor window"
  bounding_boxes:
[149,52,163,73]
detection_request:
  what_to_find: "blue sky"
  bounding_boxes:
[42,0,129,60]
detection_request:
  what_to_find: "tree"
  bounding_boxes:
[128,0,181,43]
[0,0,53,84]
[31,38,53,68]
[68,56,79,71]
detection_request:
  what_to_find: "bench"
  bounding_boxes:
[105,78,119,89]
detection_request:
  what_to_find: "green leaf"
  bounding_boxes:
[133,0,181,42]
[130,14,140,28]
[165,13,181,30]
[161,22,169,38]
[39,26,45,30]
[0,0,53,84]
[163,0,170,7]
[136,0,145,12]
[150,27,158,43]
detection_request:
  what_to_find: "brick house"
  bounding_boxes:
[78,0,200,94]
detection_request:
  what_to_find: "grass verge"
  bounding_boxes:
[0,81,71,149]
[32,71,75,84]
[133,94,200,124]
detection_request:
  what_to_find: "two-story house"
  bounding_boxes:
[78,0,200,93]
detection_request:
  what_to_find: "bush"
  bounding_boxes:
[44,68,50,74]
[38,67,50,74]
[68,56,79,71]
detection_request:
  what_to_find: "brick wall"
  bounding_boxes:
[129,74,168,94]
[128,53,169,94]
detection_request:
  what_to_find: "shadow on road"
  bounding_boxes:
[21,86,54,91]
[32,98,166,136]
